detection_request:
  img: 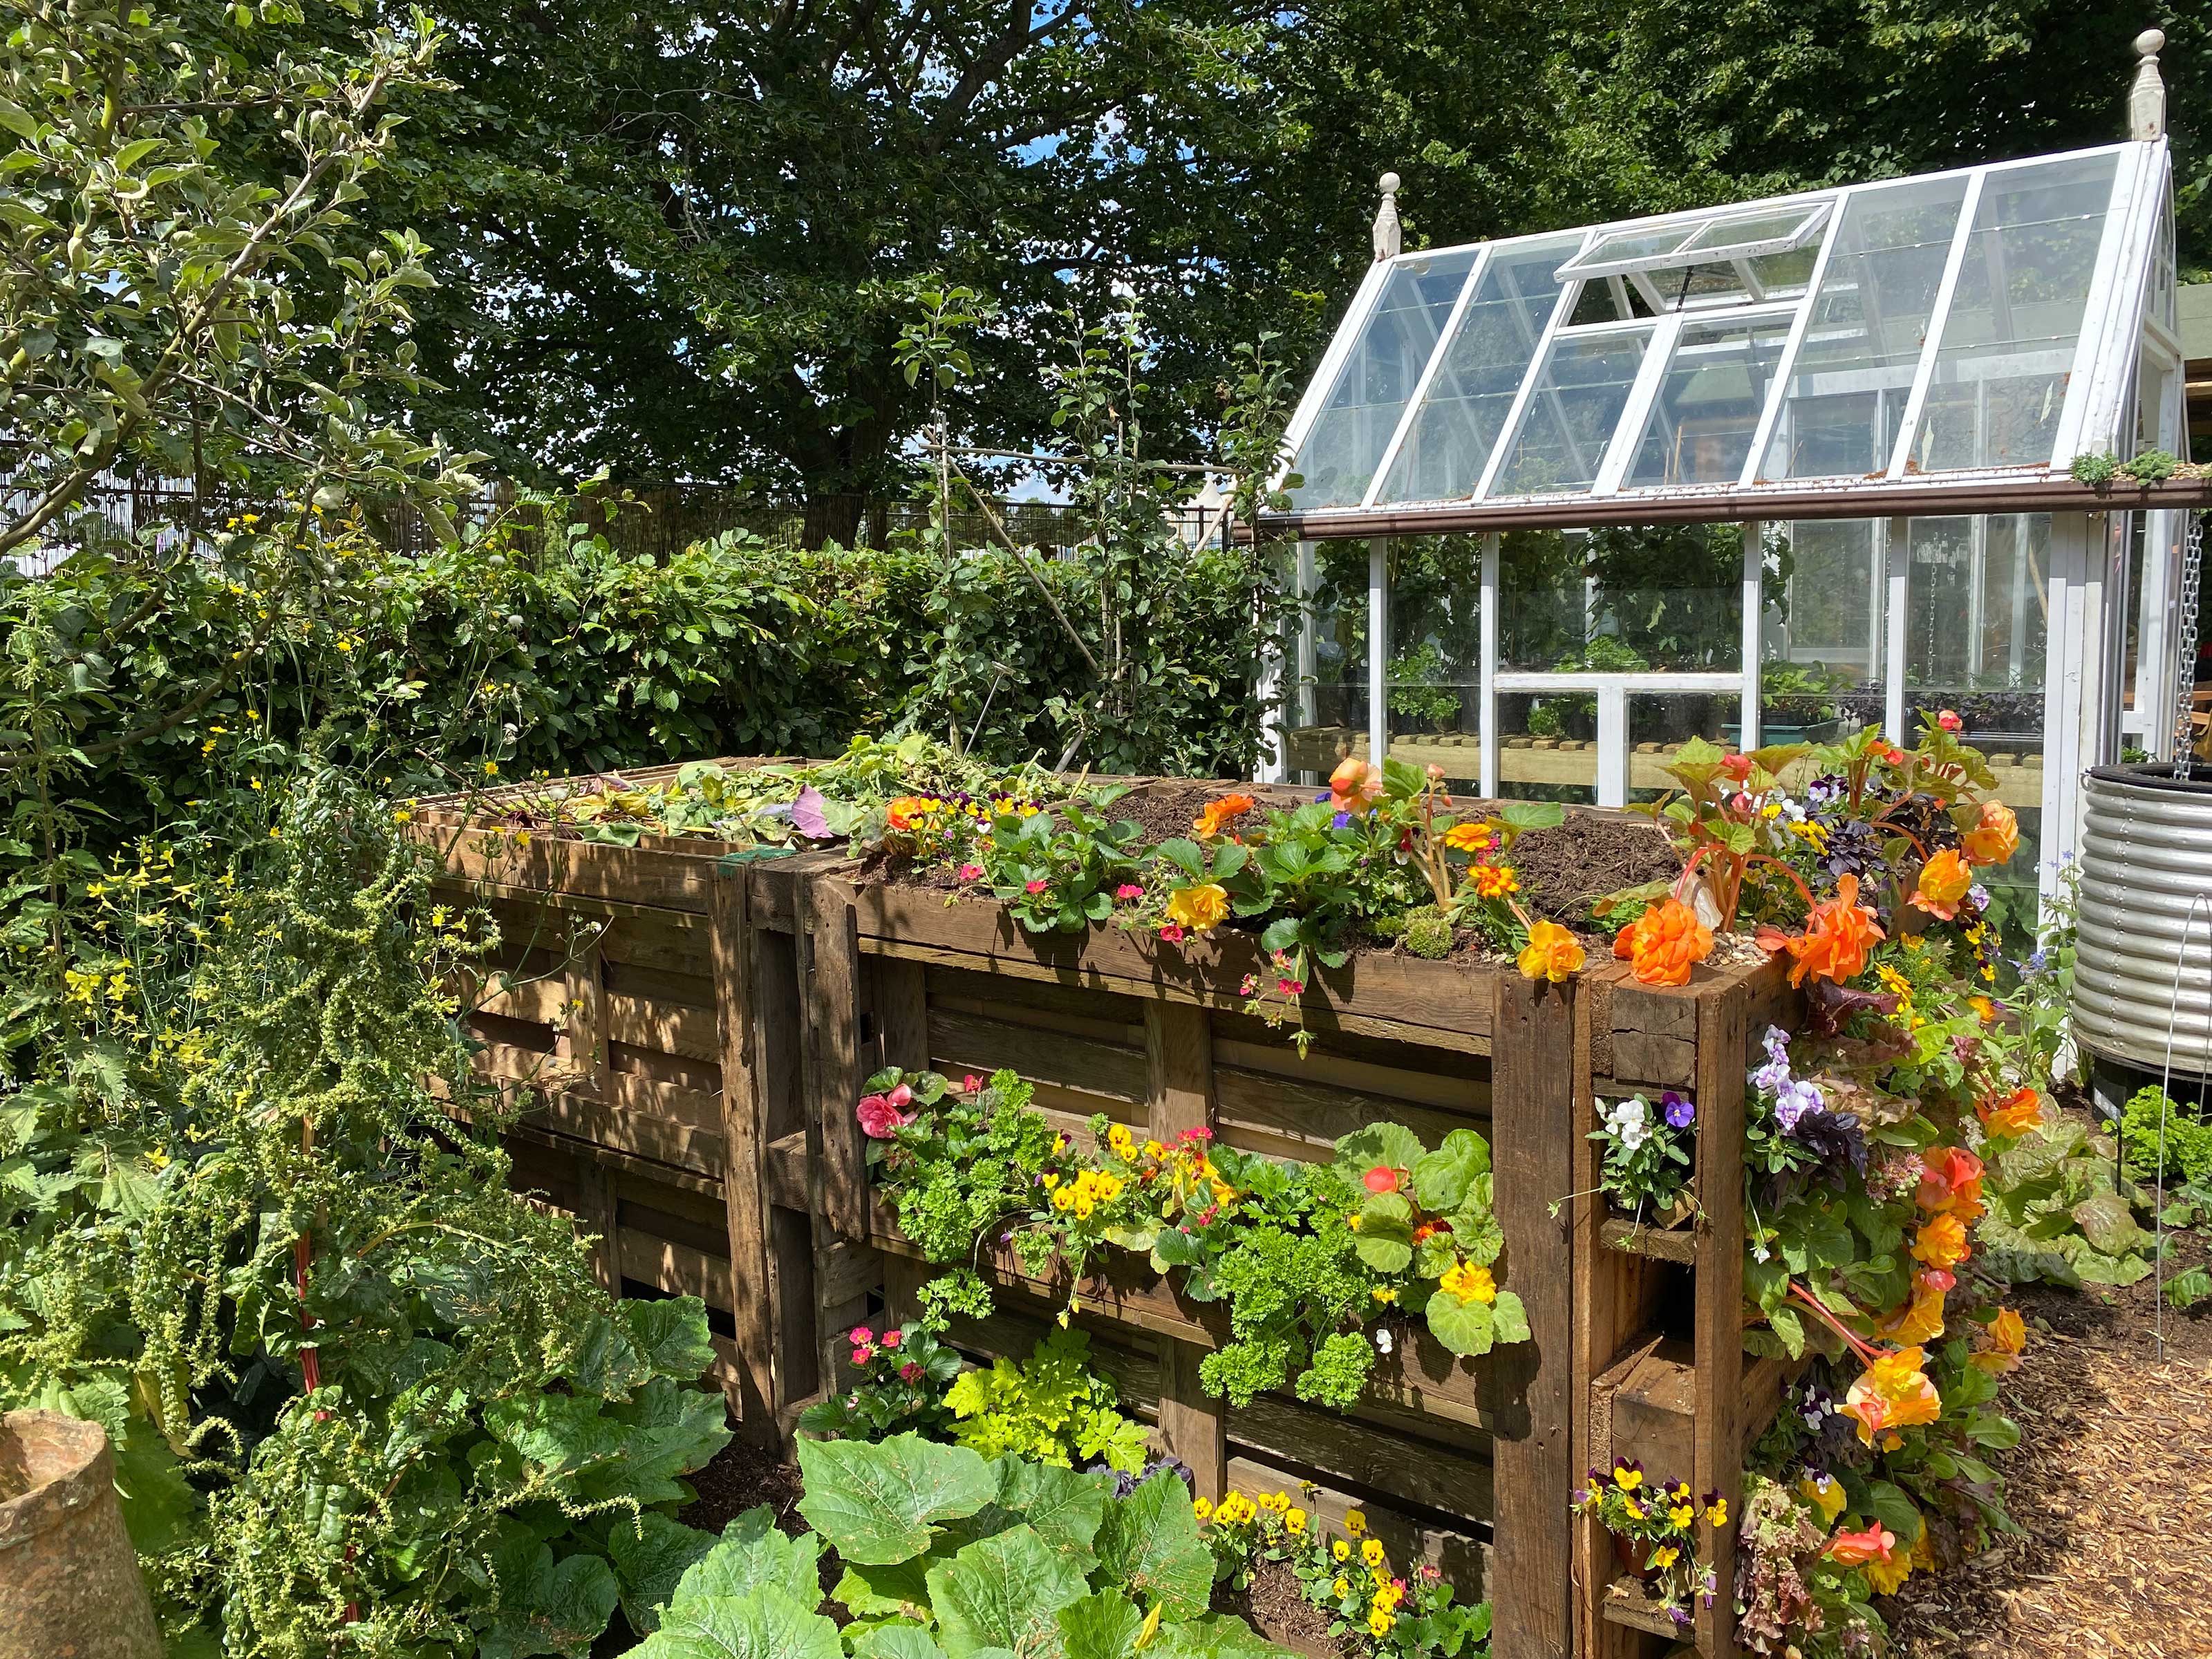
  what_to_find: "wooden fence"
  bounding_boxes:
[410,765,1799,1659]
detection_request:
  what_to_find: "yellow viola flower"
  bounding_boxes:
[1344,1509,1367,1536]
[1360,1537,1385,1567]
[1331,1539,1351,1563]
[1332,1576,1349,1600]
[1284,1508,1306,1535]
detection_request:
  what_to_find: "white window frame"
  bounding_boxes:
[1555,200,1831,283]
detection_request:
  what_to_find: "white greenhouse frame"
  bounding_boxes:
[1254,133,2204,902]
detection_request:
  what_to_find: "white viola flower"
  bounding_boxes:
[1604,1095,1651,1151]
[1374,1328,1393,1355]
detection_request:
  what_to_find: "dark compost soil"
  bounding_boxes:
[1212,1553,1353,1657]
[1506,813,1681,931]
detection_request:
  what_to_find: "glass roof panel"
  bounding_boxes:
[1284,250,1479,510]
[1374,236,1577,503]
[1561,201,1827,281]
[1568,223,1699,270]
[1679,205,1823,252]
[1901,151,2123,473]
[1627,317,1794,488]
[1488,326,1656,497]
[1759,174,1969,480]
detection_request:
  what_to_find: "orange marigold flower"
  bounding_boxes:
[1909,1210,1971,1272]
[1909,848,1973,920]
[1441,821,1493,854]
[1472,863,1519,899]
[1960,799,2020,867]
[1516,919,1586,984]
[1755,872,1886,988]
[1842,1346,1942,1446]
[1193,794,1257,838]
[1612,897,1713,988]
[1977,1086,2044,1141]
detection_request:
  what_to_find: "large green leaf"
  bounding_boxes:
[836,1557,937,1622]
[1334,1122,1427,1187]
[1425,1291,1496,1357]
[2070,1190,2146,1257]
[1411,1130,1490,1213]
[1490,1289,1531,1346]
[1145,1615,1291,1658]
[1352,1190,1414,1273]
[672,1507,822,1611]
[623,1297,720,1382]
[796,1434,999,1564]
[926,1524,1088,1658]
[476,1530,621,1659]
[1093,1472,1212,1620]
[642,1588,844,1659]
[111,1425,200,1557]
[993,1457,1112,1570]
[487,1378,731,1508]
[1056,1591,1146,1659]
[608,1511,718,1633]
[850,1623,950,1659]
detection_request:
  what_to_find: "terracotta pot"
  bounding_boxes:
[0,1409,165,1659]
[1611,1531,1660,1582]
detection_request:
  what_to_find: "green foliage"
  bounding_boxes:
[985,791,1148,934]
[939,1329,1152,1473]
[0,0,472,561]
[621,1439,1278,1659]
[2115,1086,2212,1190]
[796,1322,966,1444]
[1978,1118,2153,1288]
[0,769,732,1656]
[1399,904,1454,960]
[1387,643,1462,731]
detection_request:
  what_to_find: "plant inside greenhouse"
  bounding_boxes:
[3,5,2209,1659]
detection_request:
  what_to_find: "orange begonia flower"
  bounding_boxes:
[1612,897,1713,987]
[1977,1086,2044,1141]
[1879,1271,1950,1347]
[1517,919,1586,984]
[1193,794,1257,839]
[1826,1523,1898,1568]
[1842,1346,1942,1446]
[1756,872,1886,988]
[1909,1210,1971,1272]
[1909,848,1973,921]
[1915,1146,1985,1221]
[1971,1305,2027,1375]
[1960,799,2021,867]
[885,795,936,831]
[1330,758,1384,811]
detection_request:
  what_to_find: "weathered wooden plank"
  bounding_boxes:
[926,1006,1150,1105]
[617,1228,732,1307]
[575,1154,621,1294]
[1144,1002,1224,1503]
[603,957,719,1011]
[928,979,1146,1049]
[1607,1029,1697,1090]
[606,994,721,1066]
[870,958,931,1074]
[1212,1034,1491,1114]
[608,1040,724,1097]
[1488,973,1580,1659]
[711,862,779,1441]
[1597,1217,1700,1264]
[1693,979,1750,1659]
[764,1130,810,1210]
[435,827,722,912]
[560,939,608,1097]
[1228,1390,1494,1524]
[1222,1456,1490,1596]
[805,877,872,1243]
[1212,1066,1479,1160]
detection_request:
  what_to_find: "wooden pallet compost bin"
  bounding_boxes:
[410,767,1799,1659]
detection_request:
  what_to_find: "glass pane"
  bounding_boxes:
[1377,238,1577,504]
[1760,176,1969,480]
[1902,515,2047,703]
[1679,205,1819,252]
[1381,536,1485,789]
[1286,252,1480,510]
[1768,521,1884,731]
[1631,692,1741,803]
[1626,318,1792,487]
[1501,524,1748,673]
[1283,540,1374,781]
[1497,685,1599,806]
[1904,153,2121,472]
[1571,223,1698,270]
[1488,326,1653,497]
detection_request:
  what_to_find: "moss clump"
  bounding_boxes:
[1401,905,1454,960]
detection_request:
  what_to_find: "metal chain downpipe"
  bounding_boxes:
[2173,510,2204,779]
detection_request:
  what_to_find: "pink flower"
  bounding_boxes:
[857,1093,915,1138]
[849,1326,874,1347]
[881,1329,903,1349]
[899,1362,922,1383]
[1363,1165,1399,1194]
[888,1082,913,1109]
[1938,709,1962,733]
[1277,977,1304,996]
[1159,923,1186,943]
[852,1344,873,1365]
[962,1074,982,1094]
[1115,883,1145,901]
[1024,878,1049,894]
[1720,752,1754,782]
[957,863,984,881]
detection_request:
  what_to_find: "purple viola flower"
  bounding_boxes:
[1774,1076,1824,1132]
[1967,882,1991,912]
[1662,1091,1696,1130]
[1331,811,1353,829]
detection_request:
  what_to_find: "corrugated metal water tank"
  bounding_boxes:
[2074,763,2212,1076]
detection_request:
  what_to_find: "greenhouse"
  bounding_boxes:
[1258,128,2193,915]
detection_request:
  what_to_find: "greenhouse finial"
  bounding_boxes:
[1372,173,1401,262]
[2130,29,2166,140]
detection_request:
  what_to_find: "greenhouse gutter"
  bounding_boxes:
[1245,474,2212,542]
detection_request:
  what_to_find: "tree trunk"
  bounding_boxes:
[801,490,866,550]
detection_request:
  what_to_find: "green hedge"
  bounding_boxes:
[1,521,1280,863]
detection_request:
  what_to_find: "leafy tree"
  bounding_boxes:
[0,0,474,557]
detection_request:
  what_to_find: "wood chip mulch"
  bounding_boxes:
[1884,1228,2212,1659]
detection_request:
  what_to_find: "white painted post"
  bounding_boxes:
[1479,534,1501,797]
[1596,684,1631,808]
[1368,536,1389,767]
[1740,522,1763,751]
[2040,514,2106,902]
[2130,30,2168,142]
[1253,546,1289,785]
[1372,173,1403,263]
[1884,518,1911,742]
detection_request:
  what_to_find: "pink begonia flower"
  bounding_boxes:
[1363,1165,1399,1194]
[888,1082,913,1109]
[856,1094,914,1138]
